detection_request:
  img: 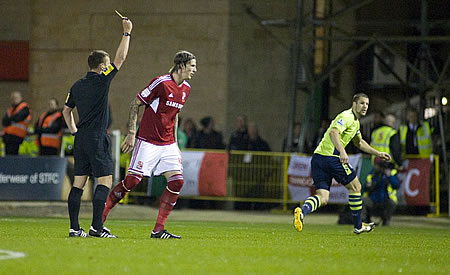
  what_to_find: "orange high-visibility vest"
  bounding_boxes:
[37,111,63,148]
[3,102,31,139]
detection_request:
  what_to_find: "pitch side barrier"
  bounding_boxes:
[0,132,122,201]
[0,132,440,215]
[124,150,440,215]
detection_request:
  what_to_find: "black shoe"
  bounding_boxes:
[151,230,181,239]
[89,226,117,238]
[69,228,89,238]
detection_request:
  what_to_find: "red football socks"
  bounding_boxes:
[102,173,142,223]
[153,174,184,232]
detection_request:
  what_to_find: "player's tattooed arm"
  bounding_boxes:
[126,97,143,135]
[121,98,144,153]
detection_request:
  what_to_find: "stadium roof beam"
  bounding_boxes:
[286,0,305,153]
[435,55,450,209]
[374,38,437,87]
[355,19,450,28]
[301,0,375,34]
[309,35,450,42]
[242,4,290,50]
[309,39,375,90]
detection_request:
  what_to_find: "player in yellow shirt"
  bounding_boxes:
[293,93,391,234]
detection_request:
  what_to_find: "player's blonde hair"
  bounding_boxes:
[169,50,196,74]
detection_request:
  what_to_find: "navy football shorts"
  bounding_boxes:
[73,130,113,178]
[311,153,357,190]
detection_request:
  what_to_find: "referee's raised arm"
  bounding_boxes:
[113,18,133,70]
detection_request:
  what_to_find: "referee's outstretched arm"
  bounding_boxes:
[114,18,133,70]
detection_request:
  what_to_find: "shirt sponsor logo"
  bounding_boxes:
[337,119,344,127]
[166,101,184,109]
[169,93,174,98]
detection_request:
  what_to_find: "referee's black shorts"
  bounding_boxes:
[73,130,113,177]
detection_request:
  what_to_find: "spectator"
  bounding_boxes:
[2,91,32,155]
[196,116,225,149]
[247,121,270,151]
[371,111,385,133]
[182,118,197,148]
[228,115,248,151]
[362,157,400,226]
[399,108,433,157]
[35,98,65,155]
[370,113,402,167]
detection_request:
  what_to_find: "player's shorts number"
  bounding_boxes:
[342,163,352,175]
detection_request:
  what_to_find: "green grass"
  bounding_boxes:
[0,217,449,274]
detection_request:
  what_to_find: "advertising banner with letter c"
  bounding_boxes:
[288,155,432,206]
[396,159,430,206]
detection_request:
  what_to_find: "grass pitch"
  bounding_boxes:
[0,216,449,274]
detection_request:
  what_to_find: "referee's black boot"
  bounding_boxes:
[69,228,89,238]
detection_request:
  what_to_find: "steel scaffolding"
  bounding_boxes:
[244,0,450,215]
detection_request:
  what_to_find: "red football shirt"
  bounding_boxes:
[136,74,190,145]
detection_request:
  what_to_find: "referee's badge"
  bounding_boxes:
[337,119,344,126]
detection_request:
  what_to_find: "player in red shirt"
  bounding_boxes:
[103,51,196,239]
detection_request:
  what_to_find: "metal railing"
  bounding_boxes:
[125,150,441,215]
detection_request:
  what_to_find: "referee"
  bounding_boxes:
[62,17,133,238]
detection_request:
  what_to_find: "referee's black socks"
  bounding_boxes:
[92,184,110,231]
[68,187,83,231]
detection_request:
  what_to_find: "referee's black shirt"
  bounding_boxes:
[65,63,118,132]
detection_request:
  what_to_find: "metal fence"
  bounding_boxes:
[125,150,441,215]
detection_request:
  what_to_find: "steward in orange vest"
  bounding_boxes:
[35,98,65,156]
[2,91,32,155]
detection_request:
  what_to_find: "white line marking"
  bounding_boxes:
[0,249,26,260]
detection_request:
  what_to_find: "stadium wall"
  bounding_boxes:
[1,0,359,150]
[0,0,31,115]
[226,0,299,151]
[26,0,230,135]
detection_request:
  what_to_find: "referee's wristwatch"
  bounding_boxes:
[123,32,131,37]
